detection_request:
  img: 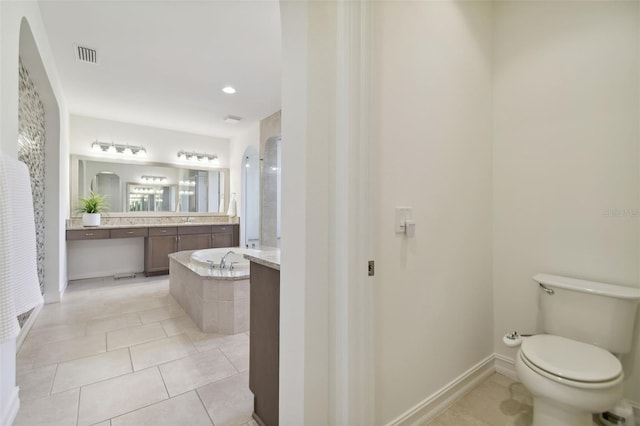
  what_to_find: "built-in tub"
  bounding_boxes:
[169,248,255,334]
[189,247,262,273]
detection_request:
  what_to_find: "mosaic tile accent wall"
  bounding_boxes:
[17,58,46,324]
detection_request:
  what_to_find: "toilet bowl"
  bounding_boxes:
[516,335,623,426]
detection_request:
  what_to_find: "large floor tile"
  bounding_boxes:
[453,376,532,426]
[197,372,253,426]
[52,348,132,394]
[219,334,249,372]
[77,367,168,426]
[428,404,492,426]
[17,364,57,402]
[14,388,80,426]
[191,331,248,353]
[129,334,197,370]
[159,348,238,397]
[86,312,142,335]
[22,323,86,348]
[138,303,185,324]
[160,315,200,336]
[20,333,106,367]
[111,391,213,426]
[107,323,167,351]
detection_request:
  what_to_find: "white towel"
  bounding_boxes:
[0,156,44,343]
[227,194,237,217]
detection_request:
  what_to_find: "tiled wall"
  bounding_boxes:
[17,58,46,325]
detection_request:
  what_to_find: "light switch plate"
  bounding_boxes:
[395,207,412,233]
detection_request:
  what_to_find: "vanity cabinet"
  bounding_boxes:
[212,225,239,248]
[66,229,111,240]
[67,223,240,277]
[144,227,178,275]
[249,260,280,426]
[177,226,212,251]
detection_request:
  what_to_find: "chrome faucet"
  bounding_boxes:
[219,250,235,269]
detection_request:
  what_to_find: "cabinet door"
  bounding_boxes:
[211,232,233,248]
[178,234,211,251]
[145,235,177,275]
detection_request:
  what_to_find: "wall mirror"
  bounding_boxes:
[70,155,229,215]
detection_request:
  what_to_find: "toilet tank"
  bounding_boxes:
[534,274,640,354]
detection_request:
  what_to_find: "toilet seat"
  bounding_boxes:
[520,335,623,388]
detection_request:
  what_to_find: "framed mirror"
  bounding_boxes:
[70,155,229,215]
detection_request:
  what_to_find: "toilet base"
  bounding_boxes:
[532,397,594,426]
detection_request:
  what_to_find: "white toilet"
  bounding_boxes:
[514,273,640,426]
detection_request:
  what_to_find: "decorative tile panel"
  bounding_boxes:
[17,58,46,325]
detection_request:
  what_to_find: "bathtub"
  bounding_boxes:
[189,247,262,273]
[169,247,262,334]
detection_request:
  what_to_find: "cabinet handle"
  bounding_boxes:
[127,231,134,234]
[84,233,93,236]
[161,229,168,233]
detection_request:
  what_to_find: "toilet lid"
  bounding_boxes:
[521,335,622,382]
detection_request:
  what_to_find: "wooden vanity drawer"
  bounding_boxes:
[178,225,211,235]
[211,225,233,234]
[66,229,111,240]
[148,226,177,237]
[110,228,148,239]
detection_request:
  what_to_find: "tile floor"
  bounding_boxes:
[15,275,256,426]
[426,373,533,426]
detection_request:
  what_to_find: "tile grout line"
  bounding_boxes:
[44,363,60,397]
[157,365,171,399]
[76,386,81,426]
[195,387,216,426]
[219,346,241,374]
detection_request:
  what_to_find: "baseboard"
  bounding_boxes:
[1,386,20,426]
[494,353,517,380]
[386,354,496,426]
[16,302,43,352]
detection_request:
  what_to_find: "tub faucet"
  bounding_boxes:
[220,250,235,269]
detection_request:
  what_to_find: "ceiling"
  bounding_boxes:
[38,0,282,139]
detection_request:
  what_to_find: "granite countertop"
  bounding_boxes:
[244,249,280,271]
[169,250,250,281]
[66,222,237,231]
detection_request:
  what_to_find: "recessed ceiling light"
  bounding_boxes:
[222,86,236,94]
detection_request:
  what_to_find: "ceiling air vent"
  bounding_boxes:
[75,44,98,64]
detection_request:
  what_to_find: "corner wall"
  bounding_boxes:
[372,2,494,423]
[0,1,69,423]
[492,1,640,402]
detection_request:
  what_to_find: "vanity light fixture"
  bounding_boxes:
[90,140,147,157]
[222,86,236,94]
[176,150,218,165]
[140,175,168,184]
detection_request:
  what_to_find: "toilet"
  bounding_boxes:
[513,273,640,426]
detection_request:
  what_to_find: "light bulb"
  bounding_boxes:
[92,142,102,153]
[107,144,117,154]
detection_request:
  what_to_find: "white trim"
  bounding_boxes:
[1,386,20,426]
[386,354,496,426]
[333,0,374,424]
[16,302,42,351]
[494,353,518,380]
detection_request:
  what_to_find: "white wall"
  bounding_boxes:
[492,1,640,402]
[229,122,260,246]
[70,114,230,168]
[372,2,494,423]
[0,1,70,423]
